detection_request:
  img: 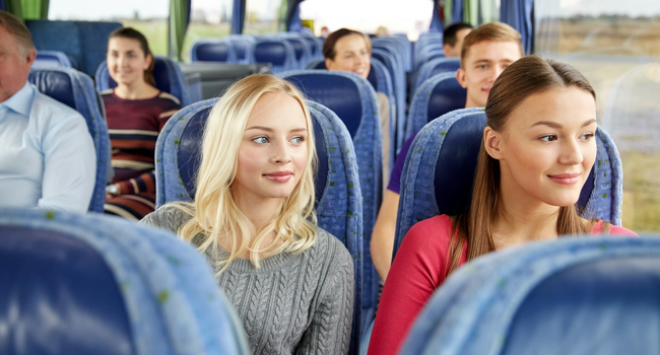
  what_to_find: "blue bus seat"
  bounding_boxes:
[249,39,298,73]
[154,98,363,354]
[413,57,461,94]
[393,108,623,259]
[26,20,122,77]
[300,33,324,60]
[404,71,466,141]
[95,55,191,107]
[0,208,250,355]
[306,59,325,69]
[278,70,382,333]
[28,67,110,213]
[414,47,445,72]
[225,35,256,64]
[274,34,313,69]
[190,39,238,63]
[399,236,660,355]
[33,50,74,69]
[371,48,406,151]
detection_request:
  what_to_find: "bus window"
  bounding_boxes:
[243,0,285,35]
[48,0,169,56]
[182,0,233,62]
[300,0,432,40]
[536,0,660,232]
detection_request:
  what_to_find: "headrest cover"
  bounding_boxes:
[28,70,76,109]
[196,42,231,62]
[427,75,467,122]
[254,42,287,66]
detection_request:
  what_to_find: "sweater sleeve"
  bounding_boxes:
[367,215,455,355]
[116,170,156,195]
[296,234,354,355]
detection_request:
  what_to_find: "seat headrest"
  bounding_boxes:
[279,71,365,137]
[305,60,380,93]
[254,41,288,65]
[193,41,235,62]
[429,58,461,77]
[427,72,467,121]
[101,57,172,94]
[28,70,76,109]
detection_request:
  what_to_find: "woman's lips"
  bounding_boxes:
[263,171,292,183]
[547,173,581,185]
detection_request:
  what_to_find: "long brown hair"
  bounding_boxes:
[108,27,156,85]
[446,56,608,276]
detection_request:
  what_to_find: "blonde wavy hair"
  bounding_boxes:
[165,74,318,271]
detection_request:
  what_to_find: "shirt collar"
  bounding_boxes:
[0,82,35,117]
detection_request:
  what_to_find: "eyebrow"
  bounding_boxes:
[245,126,307,133]
[531,118,597,129]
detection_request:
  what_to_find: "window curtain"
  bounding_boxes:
[500,0,534,54]
[231,0,245,34]
[429,0,442,32]
[479,0,498,23]
[463,0,478,25]
[169,0,190,61]
[2,0,24,20]
[22,0,48,19]
[450,0,463,25]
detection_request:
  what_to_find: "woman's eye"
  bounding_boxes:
[291,136,304,144]
[252,136,269,144]
[580,133,595,141]
[540,135,557,142]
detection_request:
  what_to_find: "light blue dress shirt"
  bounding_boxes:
[0,82,96,213]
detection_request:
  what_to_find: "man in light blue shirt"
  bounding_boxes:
[0,11,95,213]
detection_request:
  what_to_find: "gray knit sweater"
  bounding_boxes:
[141,207,354,355]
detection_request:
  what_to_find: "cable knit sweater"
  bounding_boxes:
[141,207,354,355]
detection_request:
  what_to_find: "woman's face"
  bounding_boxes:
[325,34,371,79]
[486,86,598,208]
[107,37,151,87]
[232,92,309,204]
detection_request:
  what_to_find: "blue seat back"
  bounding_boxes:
[394,108,624,258]
[95,55,190,106]
[275,35,312,69]
[405,71,466,141]
[33,50,73,69]
[154,98,363,353]
[400,236,660,355]
[0,208,250,355]
[225,35,256,64]
[190,39,238,63]
[413,57,461,94]
[371,48,406,151]
[249,39,298,73]
[279,70,382,329]
[28,67,110,213]
[26,20,121,77]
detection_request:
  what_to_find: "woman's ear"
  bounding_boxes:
[324,58,334,70]
[144,54,153,70]
[483,127,503,160]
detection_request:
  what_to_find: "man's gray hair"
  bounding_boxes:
[0,11,36,55]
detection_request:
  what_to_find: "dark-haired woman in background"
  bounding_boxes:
[102,27,181,220]
[367,56,637,355]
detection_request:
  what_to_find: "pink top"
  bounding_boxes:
[367,215,637,355]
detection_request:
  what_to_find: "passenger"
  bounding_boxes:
[324,28,392,185]
[370,22,523,283]
[320,26,330,37]
[368,56,638,355]
[102,27,181,220]
[442,22,473,57]
[141,75,354,354]
[375,26,389,37]
[0,11,95,213]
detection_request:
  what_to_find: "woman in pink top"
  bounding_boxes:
[367,56,637,355]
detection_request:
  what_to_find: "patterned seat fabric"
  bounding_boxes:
[371,48,407,151]
[404,71,467,141]
[394,108,623,258]
[95,55,191,107]
[154,98,364,353]
[400,236,660,355]
[413,57,461,95]
[33,50,74,69]
[28,67,110,213]
[278,70,382,330]
[0,208,250,355]
[190,39,238,63]
[249,39,298,74]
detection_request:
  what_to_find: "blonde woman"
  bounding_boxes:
[141,75,354,354]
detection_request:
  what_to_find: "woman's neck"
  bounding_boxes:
[114,79,158,100]
[228,189,283,256]
[491,174,561,250]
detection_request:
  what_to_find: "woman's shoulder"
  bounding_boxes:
[140,205,193,234]
[155,92,182,108]
[309,227,354,266]
[399,214,456,255]
[592,220,638,237]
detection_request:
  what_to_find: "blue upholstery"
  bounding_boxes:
[371,48,406,151]
[33,50,73,69]
[414,48,445,72]
[278,70,382,332]
[154,98,364,353]
[393,108,624,259]
[0,208,249,355]
[413,57,461,94]
[249,39,298,73]
[26,20,122,77]
[190,39,238,63]
[95,55,191,107]
[225,35,256,64]
[404,71,466,141]
[274,34,312,69]
[28,67,110,213]
[301,33,324,60]
[399,236,660,355]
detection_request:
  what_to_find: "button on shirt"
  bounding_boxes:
[0,82,96,213]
